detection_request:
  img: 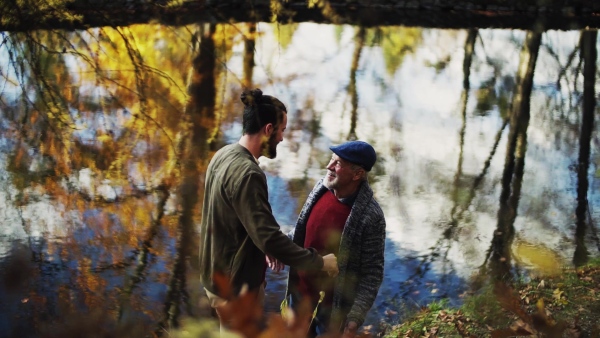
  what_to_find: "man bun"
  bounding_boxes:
[241,88,263,107]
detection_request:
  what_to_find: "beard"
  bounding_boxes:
[261,132,278,159]
[323,171,338,190]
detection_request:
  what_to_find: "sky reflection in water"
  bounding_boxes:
[0,22,599,333]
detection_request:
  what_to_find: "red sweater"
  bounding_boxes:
[297,190,351,305]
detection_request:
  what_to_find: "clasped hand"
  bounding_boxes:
[266,255,285,272]
[321,253,338,277]
[267,253,338,278]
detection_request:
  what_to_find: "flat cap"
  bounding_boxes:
[329,140,376,171]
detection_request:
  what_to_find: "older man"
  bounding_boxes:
[285,140,386,338]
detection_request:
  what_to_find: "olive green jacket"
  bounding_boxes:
[199,143,324,296]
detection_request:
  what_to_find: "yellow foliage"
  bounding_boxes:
[366,26,422,75]
[135,206,151,227]
[512,239,563,277]
[2,0,82,26]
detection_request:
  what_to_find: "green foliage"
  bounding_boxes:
[385,260,600,337]
[428,298,450,312]
[523,262,600,334]
[461,283,509,327]
[386,299,476,337]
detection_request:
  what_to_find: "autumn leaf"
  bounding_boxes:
[552,289,564,301]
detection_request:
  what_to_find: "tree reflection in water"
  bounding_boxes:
[0,18,599,336]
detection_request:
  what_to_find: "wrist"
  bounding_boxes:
[345,321,358,329]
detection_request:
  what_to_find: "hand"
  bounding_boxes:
[266,255,284,273]
[321,253,338,277]
[341,321,358,338]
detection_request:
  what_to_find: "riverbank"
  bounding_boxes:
[1,0,600,32]
[382,258,600,337]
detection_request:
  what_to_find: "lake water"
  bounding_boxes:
[0,22,599,336]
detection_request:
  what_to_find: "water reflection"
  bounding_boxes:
[0,21,599,335]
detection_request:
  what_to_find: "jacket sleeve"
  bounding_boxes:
[345,215,386,326]
[231,171,323,271]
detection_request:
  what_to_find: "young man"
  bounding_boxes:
[198,89,338,327]
[285,140,386,338]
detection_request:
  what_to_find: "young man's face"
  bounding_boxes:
[263,113,287,159]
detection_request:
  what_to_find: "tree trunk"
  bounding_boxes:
[161,22,217,330]
[243,22,256,89]
[574,29,597,266]
[450,28,478,221]
[348,26,365,140]
[489,30,542,281]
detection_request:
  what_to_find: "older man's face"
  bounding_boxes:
[324,154,359,190]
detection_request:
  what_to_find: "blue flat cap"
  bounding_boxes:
[330,140,376,171]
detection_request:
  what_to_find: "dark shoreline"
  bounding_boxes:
[1,0,600,32]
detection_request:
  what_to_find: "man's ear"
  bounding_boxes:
[353,169,364,181]
[264,123,273,135]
